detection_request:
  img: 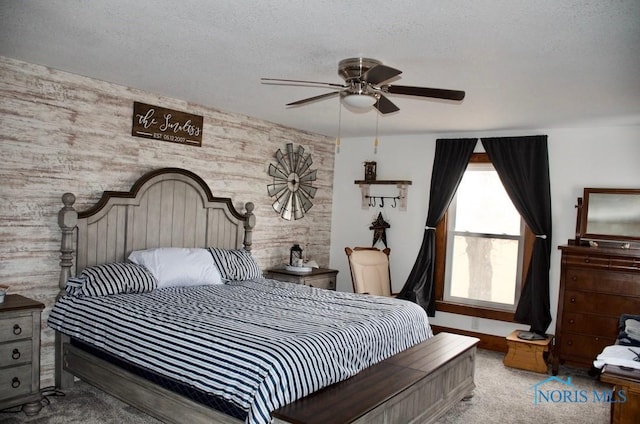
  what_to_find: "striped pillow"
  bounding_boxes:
[67,263,158,296]
[207,248,262,281]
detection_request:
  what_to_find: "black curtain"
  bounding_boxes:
[397,138,477,315]
[482,135,552,334]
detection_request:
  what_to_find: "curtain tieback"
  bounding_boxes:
[425,226,436,231]
[535,234,547,239]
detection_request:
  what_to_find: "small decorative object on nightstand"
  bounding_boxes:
[289,244,303,267]
[0,294,45,415]
[265,267,338,291]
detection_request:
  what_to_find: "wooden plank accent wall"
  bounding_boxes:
[0,56,335,387]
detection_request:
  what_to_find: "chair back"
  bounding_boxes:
[345,247,392,296]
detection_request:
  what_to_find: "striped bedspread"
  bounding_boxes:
[48,278,432,424]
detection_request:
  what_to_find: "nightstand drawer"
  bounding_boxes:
[0,315,33,342]
[0,340,33,367]
[265,267,338,291]
[0,294,44,414]
[0,364,32,400]
[302,274,336,290]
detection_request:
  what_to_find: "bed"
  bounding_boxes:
[51,168,477,424]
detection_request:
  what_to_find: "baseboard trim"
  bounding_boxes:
[431,325,507,353]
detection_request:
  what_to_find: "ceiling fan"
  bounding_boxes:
[261,57,465,114]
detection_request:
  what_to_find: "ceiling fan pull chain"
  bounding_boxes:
[373,106,380,154]
[336,101,342,153]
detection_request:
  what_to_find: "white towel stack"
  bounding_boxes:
[625,319,640,342]
[593,345,640,370]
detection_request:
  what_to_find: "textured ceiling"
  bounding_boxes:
[1,1,639,138]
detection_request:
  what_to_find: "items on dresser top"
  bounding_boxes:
[0,294,44,415]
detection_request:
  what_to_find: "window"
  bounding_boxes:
[435,153,534,321]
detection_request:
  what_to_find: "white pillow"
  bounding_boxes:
[128,247,222,288]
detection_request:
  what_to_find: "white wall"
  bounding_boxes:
[330,125,640,337]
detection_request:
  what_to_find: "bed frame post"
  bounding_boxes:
[56,193,77,389]
[58,192,78,292]
[243,202,255,251]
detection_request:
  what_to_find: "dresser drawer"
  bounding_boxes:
[565,268,640,296]
[609,257,640,271]
[564,253,611,269]
[561,312,619,337]
[0,340,33,367]
[563,289,640,317]
[558,332,616,365]
[0,315,33,342]
[0,364,33,400]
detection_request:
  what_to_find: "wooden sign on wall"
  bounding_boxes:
[132,102,203,146]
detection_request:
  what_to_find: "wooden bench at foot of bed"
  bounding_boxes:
[273,332,479,424]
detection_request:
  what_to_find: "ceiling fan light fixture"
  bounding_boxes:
[342,93,377,109]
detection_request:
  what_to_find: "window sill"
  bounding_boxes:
[435,300,515,322]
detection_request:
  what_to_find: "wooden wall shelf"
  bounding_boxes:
[354,180,412,211]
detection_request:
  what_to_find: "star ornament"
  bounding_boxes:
[370,212,390,247]
[267,143,317,220]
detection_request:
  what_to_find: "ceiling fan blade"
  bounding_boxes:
[382,84,465,101]
[261,78,345,89]
[374,95,400,114]
[363,65,402,85]
[286,91,340,107]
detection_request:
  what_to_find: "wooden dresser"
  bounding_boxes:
[264,267,338,290]
[552,244,640,374]
[0,294,45,415]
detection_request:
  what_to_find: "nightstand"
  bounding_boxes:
[265,267,338,290]
[0,294,45,415]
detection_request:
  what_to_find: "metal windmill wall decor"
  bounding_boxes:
[267,143,318,220]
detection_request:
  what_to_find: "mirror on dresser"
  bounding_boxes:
[576,187,640,248]
[552,188,640,375]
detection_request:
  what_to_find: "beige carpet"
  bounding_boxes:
[2,349,611,424]
[434,349,611,424]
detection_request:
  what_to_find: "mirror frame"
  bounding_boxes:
[578,188,640,245]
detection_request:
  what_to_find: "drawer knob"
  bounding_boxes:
[12,349,21,360]
[570,297,576,303]
[571,276,578,281]
[569,319,575,324]
[13,324,22,335]
[11,377,21,389]
[584,258,590,263]
[567,340,573,346]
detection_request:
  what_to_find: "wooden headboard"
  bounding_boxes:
[58,168,256,291]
